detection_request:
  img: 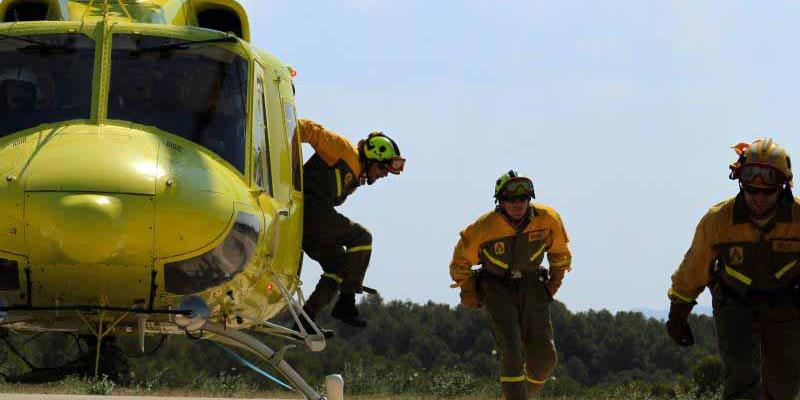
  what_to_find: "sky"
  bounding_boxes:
[239,0,800,312]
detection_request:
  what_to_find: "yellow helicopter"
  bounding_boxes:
[0,0,335,398]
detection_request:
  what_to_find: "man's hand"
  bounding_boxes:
[546,268,566,298]
[459,277,480,308]
[666,301,695,347]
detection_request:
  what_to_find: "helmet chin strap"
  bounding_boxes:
[364,162,375,185]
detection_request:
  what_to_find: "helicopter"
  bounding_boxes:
[0,0,336,398]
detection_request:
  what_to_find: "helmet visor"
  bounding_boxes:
[499,178,534,198]
[740,164,785,187]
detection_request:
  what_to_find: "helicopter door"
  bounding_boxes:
[278,98,304,277]
[262,68,300,277]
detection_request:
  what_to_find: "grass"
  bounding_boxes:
[0,381,722,400]
[0,368,722,400]
[0,374,301,398]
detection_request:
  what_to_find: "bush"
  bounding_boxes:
[691,355,723,395]
[58,375,86,394]
[132,366,171,393]
[343,360,384,394]
[429,368,477,397]
[190,370,254,398]
[86,374,114,395]
[538,375,585,397]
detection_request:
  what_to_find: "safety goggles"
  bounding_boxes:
[500,194,532,203]
[378,156,406,174]
[499,178,534,197]
[739,164,785,186]
[742,185,780,196]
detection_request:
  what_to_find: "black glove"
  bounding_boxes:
[361,286,378,295]
[459,278,481,308]
[666,301,695,347]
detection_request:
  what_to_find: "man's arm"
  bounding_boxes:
[450,228,480,284]
[450,226,483,308]
[298,119,358,166]
[546,211,572,296]
[666,212,716,347]
[669,212,716,304]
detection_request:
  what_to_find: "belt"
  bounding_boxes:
[478,268,547,282]
[714,281,800,308]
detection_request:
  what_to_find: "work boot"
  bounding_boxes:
[291,275,340,337]
[305,275,340,316]
[331,293,366,328]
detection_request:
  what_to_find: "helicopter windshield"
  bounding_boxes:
[0,34,95,138]
[108,35,248,174]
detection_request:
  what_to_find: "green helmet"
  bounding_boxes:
[362,132,405,174]
[494,170,535,201]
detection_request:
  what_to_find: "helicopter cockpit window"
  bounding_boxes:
[0,34,94,138]
[108,35,248,174]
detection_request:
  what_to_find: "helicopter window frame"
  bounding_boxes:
[106,33,250,176]
[252,70,273,195]
[281,100,303,192]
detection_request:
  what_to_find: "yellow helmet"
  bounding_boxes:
[729,138,793,188]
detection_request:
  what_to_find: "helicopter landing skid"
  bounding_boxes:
[202,322,331,400]
[243,273,329,352]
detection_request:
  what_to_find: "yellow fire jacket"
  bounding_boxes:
[669,194,800,303]
[450,203,572,284]
[299,119,363,207]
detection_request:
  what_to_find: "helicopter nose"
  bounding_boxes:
[56,194,125,264]
[17,124,239,305]
[24,126,160,267]
[23,124,236,263]
[26,191,156,267]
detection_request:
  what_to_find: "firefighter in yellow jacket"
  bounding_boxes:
[668,138,800,400]
[298,119,405,328]
[450,171,572,400]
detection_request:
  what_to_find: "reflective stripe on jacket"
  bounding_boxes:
[299,119,363,206]
[449,203,572,283]
[669,194,800,303]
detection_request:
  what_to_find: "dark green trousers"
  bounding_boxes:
[713,286,800,400]
[480,274,556,400]
[302,204,372,315]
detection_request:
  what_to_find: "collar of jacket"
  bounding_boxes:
[495,204,539,231]
[732,191,793,226]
